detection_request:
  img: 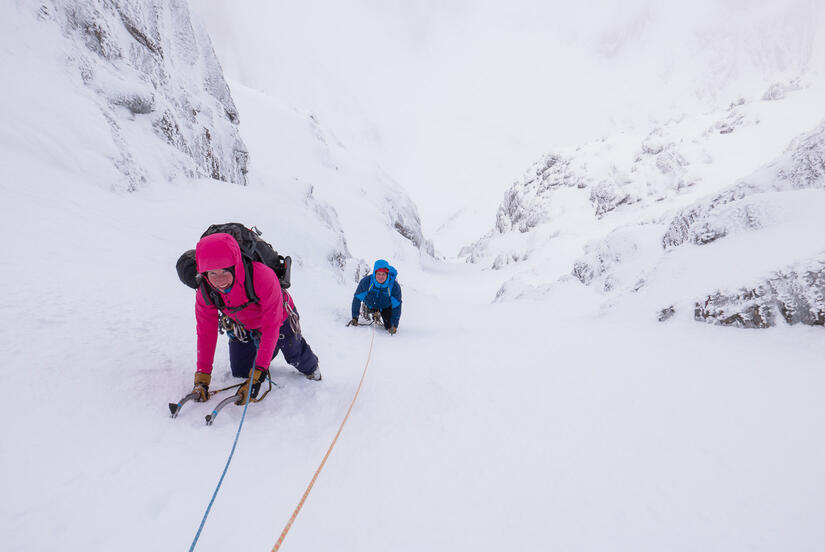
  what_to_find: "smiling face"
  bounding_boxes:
[375,270,388,284]
[206,268,234,290]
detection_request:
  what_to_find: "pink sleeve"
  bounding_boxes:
[195,291,219,374]
[252,264,284,369]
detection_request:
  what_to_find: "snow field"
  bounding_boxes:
[3,13,825,549]
[6,158,823,550]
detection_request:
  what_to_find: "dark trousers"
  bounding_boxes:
[229,314,319,377]
[379,307,393,330]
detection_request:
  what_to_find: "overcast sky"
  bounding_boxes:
[190,0,824,233]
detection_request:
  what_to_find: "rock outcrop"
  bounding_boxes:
[43,0,248,190]
[663,122,825,249]
[695,256,825,328]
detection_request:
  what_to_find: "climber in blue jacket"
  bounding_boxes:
[349,259,402,334]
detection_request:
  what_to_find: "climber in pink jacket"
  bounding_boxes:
[191,233,320,404]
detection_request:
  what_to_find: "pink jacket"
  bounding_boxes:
[194,233,293,375]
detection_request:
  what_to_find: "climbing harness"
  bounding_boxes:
[219,290,301,342]
[218,313,251,343]
[270,324,376,551]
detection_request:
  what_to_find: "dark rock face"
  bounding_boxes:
[571,260,596,286]
[695,258,825,328]
[48,0,248,189]
[390,205,435,256]
[658,306,675,322]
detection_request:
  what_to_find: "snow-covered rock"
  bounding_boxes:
[464,114,713,271]
[41,0,248,189]
[762,80,802,102]
[583,122,825,325]
[663,121,825,249]
[695,255,825,328]
[572,223,667,294]
[473,82,825,329]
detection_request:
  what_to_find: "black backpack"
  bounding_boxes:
[176,223,292,313]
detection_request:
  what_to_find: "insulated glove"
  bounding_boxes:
[236,367,268,403]
[388,326,397,335]
[193,372,211,402]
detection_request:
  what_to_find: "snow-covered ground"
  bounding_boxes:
[4,179,825,550]
[4,79,825,552]
[3,1,825,551]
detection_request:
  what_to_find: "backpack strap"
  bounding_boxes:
[199,280,219,307]
[241,258,259,304]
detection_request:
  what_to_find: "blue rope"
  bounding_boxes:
[189,341,259,552]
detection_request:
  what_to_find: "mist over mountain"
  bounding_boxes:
[190,0,825,244]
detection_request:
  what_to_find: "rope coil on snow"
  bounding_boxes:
[271,324,376,551]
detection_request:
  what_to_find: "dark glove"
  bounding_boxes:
[236,367,267,403]
[193,372,211,402]
[348,317,359,327]
[388,326,397,335]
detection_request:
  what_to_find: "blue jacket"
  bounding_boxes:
[351,259,402,327]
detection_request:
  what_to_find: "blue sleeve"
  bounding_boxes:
[351,277,369,319]
[390,281,402,327]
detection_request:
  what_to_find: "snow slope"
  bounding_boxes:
[4,184,825,551]
[466,81,825,325]
[3,2,825,551]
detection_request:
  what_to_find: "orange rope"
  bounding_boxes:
[271,325,376,551]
